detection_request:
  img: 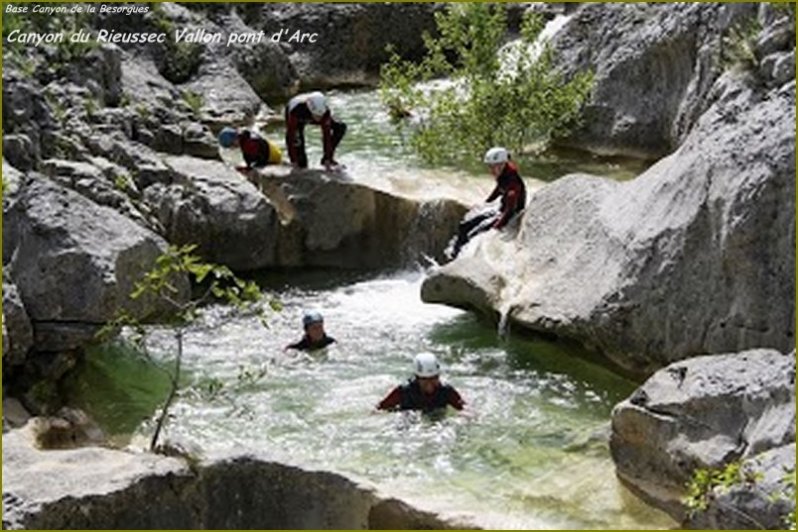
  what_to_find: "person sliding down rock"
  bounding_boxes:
[285,310,336,351]
[447,147,527,259]
[218,127,282,175]
[285,91,347,171]
[376,352,466,414]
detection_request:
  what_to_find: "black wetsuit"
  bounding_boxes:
[287,334,336,351]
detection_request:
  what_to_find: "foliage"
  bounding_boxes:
[99,244,277,451]
[684,461,761,513]
[378,3,593,166]
[150,4,203,83]
[684,460,797,529]
[721,17,762,71]
[3,9,97,72]
[182,90,205,116]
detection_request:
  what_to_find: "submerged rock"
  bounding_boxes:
[610,349,795,526]
[422,71,795,375]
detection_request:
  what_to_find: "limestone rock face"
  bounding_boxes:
[422,72,795,375]
[1,430,463,530]
[3,174,190,351]
[609,349,795,525]
[143,156,280,271]
[550,3,790,158]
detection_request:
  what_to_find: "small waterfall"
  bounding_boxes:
[499,14,573,79]
[497,304,514,339]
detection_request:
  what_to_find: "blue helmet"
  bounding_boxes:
[302,310,324,328]
[218,127,238,148]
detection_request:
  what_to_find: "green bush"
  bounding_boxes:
[379,4,593,166]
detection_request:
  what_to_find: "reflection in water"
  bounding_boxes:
[68,271,674,529]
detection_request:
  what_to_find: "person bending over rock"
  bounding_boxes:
[286,310,336,351]
[218,127,282,174]
[377,352,465,414]
[447,146,527,259]
[285,91,347,171]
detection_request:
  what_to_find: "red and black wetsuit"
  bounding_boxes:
[450,161,527,258]
[377,378,465,413]
[286,334,336,351]
[485,161,527,229]
[285,97,347,168]
[239,130,274,169]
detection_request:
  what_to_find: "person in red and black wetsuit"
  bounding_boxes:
[285,310,336,351]
[449,146,527,259]
[218,127,282,173]
[377,352,465,414]
[285,91,347,170]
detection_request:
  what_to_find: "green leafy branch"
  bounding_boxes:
[98,244,279,452]
[378,4,593,166]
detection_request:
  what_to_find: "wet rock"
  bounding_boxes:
[3,174,189,335]
[610,349,795,523]
[28,407,105,450]
[250,167,468,269]
[1,430,462,529]
[422,72,795,375]
[552,3,759,158]
[143,156,279,271]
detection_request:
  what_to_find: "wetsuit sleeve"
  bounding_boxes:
[485,182,502,203]
[377,386,403,410]
[320,112,334,163]
[446,387,465,410]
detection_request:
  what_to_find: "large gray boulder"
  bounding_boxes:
[551,3,763,158]
[610,349,795,525]
[143,156,280,271]
[1,428,463,529]
[250,167,468,269]
[422,71,795,375]
[3,174,190,351]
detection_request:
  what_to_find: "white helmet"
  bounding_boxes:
[483,146,509,165]
[413,352,440,378]
[306,91,328,118]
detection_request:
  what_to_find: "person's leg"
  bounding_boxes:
[452,212,493,257]
[296,123,308,168]
[331,119,347,152]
